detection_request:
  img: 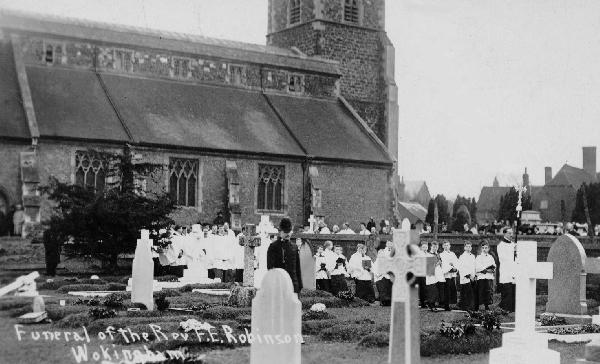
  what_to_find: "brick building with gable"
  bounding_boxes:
[0,1,399,237]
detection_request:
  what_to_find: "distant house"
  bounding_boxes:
[398,178,431,208]
[477,147,598,224]
[397,201,427,225]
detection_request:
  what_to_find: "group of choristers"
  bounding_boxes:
[313,241,376,302]
[417,235,516,312]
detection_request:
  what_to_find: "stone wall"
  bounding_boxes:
[0,141,29,207]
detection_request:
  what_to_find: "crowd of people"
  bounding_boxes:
[298,217,393,235]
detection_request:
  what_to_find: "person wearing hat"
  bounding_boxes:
[497,229,516,312]
[267,218,303,293]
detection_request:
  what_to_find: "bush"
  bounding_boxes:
[46,305,88,321]
[302,319,339,335]
[300,296,369,310]
[300,289,334,298]
[302,310,336,321]
[88,307,117,320]
[337,290,355,301]
[180,282,234,292]
[55,313,93,328]
[201,306,251,320]
[358,331,389,347]
[540,313,567,327]
[547,324,600,335]
[102,293,124,308]
[227,285,257,307]
[155,292,170,311]
[73,298,101,306]
[421,327,502,356]
[319,323,382,342]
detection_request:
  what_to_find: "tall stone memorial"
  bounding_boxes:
[239,224,261,287]
[250,268,301,364]
[298,241,316,290]
[131,230,154,311]
[380,219,435,364]
[489,241,559,364]
[546,234,591,321]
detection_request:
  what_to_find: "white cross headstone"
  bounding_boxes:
[0,272,39,297]
[379,219,435,364]
[239,224,261,286]
[489,241,559,364]
[250,268,301,364]
[131,229,154,310]
[308,214,317,233]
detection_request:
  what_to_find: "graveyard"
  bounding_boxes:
[3,227,600,364]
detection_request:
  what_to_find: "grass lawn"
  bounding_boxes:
[0,270,590,364]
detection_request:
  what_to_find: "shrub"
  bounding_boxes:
[227,285,257,307]
[547,324,600,335]
[540,313,567,327]
[421,327,502,356]
[302,310,336,321]
[102,293,124,309]
[155,292,170,311]
[186,303,213,312]
[302,319,339,335]
[319,323,381,342]
[46,305,88,321]
[468,309,502,331]
[73,298,101,306]
[179,282,234,292]
[88,307,117,320]
[439,320,476,339]
[300,296,369,310]
[201,306,251,320]
[300,289,334,298]
[358,331,389,347]
[337,290,355,301]
[55,313,93,328]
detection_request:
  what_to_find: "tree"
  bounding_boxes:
[497,188,532,224]
[452,205,472,232]
[572,182,600,235]
[41,146,176,271]
[425,194,450,227]
[451,195,478,230]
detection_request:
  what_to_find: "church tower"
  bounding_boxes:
[267,0,399,163]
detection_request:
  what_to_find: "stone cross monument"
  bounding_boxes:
[239,223,262,286]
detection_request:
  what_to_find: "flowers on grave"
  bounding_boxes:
[186,303,212,312]
[468,310,502,331]
[337,290,355,301]
[73,297,100,306]
[102,293,124,308]
[439,320,476,339]
[310,303,326,312]
[180,319,215,333]
[154,292,170,311]
[88,307,117,320]
[151,228,172,252]
[539,313,567,327]
[547,324,600,335]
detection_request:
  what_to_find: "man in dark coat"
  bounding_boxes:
[267,218,303,293]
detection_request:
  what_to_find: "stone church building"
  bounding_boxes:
[0,0,399,236]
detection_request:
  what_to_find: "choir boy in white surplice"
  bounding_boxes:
[348,243,375,302]
[496,229,516,312]
[439,241,459,310]
[314,245,331,292]
[457,241,476,311]
[475,241,496,310]
[373,240,393,306]
[169,230,188,277]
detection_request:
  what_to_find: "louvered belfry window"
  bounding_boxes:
[75,151,106,192]
[290,0,301,24]
[169,158,198,207]
[344,0,359,23]
[257,164,285,212]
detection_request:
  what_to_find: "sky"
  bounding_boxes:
[1,0,599,199]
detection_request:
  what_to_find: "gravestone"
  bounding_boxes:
[587,257,600,325]
[308,214,317,232]
[17,294,47,324]
[250,268,301,364]
[32,295,45,313]
[379,219,435,364]
[0,271,39,297]
[489,241,559,364]
[298,242,316,290]
[131,229,154,311]
[239,224,261,286]
[546,234,591,322]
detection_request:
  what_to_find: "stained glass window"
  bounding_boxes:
[257,165,285,212]
[169,159,199,207]
[74,151,106,192]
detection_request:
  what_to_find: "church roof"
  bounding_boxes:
[0,41,28,139]
[0,9,341,76]
[476,186,512,212]
[546,164,597,189]
[397,201,427,223]
[403,181,428,200]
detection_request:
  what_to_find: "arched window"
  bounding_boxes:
[257,165,285,212]
[169,158,199,207]
[344,0,360,23]
[289,0,301,25]
[75,151,106,192]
